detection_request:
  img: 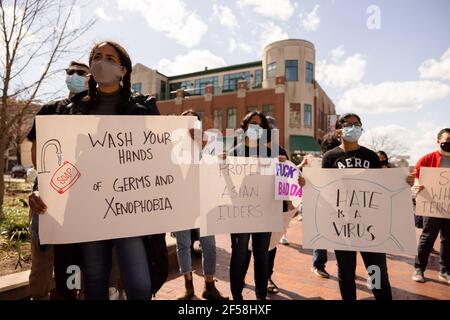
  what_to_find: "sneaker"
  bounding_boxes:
[279,235,289,245]
[311,267,330,279]
[438,272,450,284]
[412,269,425,283]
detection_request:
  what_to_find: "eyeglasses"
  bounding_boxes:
[66,69,87,76]
[342,122,362,128]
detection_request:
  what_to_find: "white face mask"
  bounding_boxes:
[247,124,264,140]
[342,125,363,142]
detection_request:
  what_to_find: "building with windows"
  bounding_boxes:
[131,39,336,156]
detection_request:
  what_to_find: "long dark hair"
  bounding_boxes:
[240,111,271,143]
[84,41,132,114]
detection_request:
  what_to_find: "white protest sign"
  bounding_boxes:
[36,115,200,244]
[200,156,283,236]
[302,168,417,255]
[275,160,302,200]
[416,167,450,219]
[304,155,322,168]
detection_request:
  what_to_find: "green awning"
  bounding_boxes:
[290,135,321,153]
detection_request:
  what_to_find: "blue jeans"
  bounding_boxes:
[81,237,151,300]
[312,249,328,269]
[230,232,271,300]
[174,229,216,276]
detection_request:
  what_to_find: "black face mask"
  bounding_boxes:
[380,160,388,167]
[441,142,450,153]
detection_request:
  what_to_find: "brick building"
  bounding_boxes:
[131,39,336,156]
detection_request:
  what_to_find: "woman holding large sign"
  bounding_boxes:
[227,111,288,300]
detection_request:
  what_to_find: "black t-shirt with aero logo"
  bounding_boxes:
[322,146,381,169]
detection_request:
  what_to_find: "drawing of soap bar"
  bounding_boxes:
[50,161,81,194]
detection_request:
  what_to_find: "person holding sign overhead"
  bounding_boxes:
[299,113,415,300]
[227,111,288,300]
[411,128,450,284]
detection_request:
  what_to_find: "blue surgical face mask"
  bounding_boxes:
[342,125,363,142]
[66,74,87,94]
[247,124,264,140]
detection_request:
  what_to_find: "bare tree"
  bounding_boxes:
[363,132,409,160]
[0,0,96,215]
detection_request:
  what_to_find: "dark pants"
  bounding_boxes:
[53,243,81,300]
[414,217,450,274]
[312,249,328,269]
[335,250,392,300]
[268,247,277,278]
[230,232,271,300]
[81,237,152,300]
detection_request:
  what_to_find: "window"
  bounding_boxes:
[267,62,277,79]
[169,82,181,99]
[247,106,258,113]
[263,104,275,118]
[223,72,251,92]
[194,76,219,95]
[160,81,167,100]
[306,62,314,84]
[213,110,223,130]
[132,82,142,94]
[304,104,312,127]
[227,108,237,128]
[285,60,298,81]
[254,69,263,88]
[289,103,301,128]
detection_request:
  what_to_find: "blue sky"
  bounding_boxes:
[36,0,450,162]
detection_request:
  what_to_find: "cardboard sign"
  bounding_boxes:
[275,160,302,200]
[416,167,450,219]
[200,156,283,236]
[302,168,417,255]
[36,115,200,244]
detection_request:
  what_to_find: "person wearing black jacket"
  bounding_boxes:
[28,41,161,300]
[27,61,89,300]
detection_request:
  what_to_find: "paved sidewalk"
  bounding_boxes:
[155,219,450,300]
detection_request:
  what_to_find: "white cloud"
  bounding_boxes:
[419,48,450,81]
[237,0,294,21]
[213,4,239,32]
[116,0,207,48]
[95,7,123,22]
[339,80,450,114]
[411,120,448,163]
[259,22,289,49]
[316,48,367,88]
[155,50,227,76]
[301,4,320,31]
[229,39,254,54]
[330,45,345,62]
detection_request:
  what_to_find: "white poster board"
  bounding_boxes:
[36,115,200,244]
[415,167,450,219]
[200,156,283,236]
[302,168,417,255]
[275,160,302,200]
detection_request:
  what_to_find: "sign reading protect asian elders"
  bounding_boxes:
[302,168,417,255]
[415,167,450,219]
[200,156,283,236]
[36,115,200,244]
